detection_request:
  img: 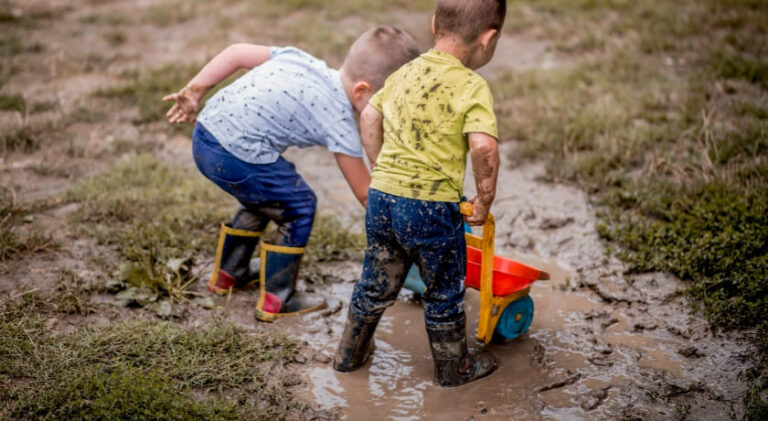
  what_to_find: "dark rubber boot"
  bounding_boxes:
[207,224,262,295]
[426,315,497,387]
[254,242,326,322]
[333,310,381,372]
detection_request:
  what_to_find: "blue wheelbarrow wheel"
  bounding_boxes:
[493,295,534,342]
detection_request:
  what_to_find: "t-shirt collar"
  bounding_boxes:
[425,48,465,67]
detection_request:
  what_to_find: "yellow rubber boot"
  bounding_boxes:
[254,242,326,322]
[207,224,262,295]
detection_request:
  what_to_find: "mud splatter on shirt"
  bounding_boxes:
[369,49,498,202]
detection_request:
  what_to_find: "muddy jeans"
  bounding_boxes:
[192,123,317,247]
[350,188,467,329]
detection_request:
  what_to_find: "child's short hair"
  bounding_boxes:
[435,0,507,43]
[342,26,420,92]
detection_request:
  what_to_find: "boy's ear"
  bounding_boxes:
[431,15,436,35]
[479,28,498,50]
[352,81,372,99]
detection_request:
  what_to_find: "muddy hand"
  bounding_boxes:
[461,199,490,226]
[162,85,203,124]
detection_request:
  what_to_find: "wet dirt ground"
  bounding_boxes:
[196,142,754,420]
[1,1,756,419]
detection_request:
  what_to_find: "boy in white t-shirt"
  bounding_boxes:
[164,27,419,322]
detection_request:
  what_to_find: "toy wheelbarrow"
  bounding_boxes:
[403,202,550,344]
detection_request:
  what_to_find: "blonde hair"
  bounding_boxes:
[342,26,420,91]
[435,0,507,43]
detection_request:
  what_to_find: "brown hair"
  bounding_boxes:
[434,0,507,43]
[342,26,421,92]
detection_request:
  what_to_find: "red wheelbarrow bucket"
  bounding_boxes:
[465,245,550,296]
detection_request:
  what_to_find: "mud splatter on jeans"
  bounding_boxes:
[350,188,466,329]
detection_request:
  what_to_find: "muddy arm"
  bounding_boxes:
[360,104,384,168]
[164,44,271,124]
[466,132,499,226]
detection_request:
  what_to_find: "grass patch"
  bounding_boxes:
[0,294,305,419]
[0,189,58,265]
[142,1,199,26]
[1,126,40,153]
[305,213,365,264]
[65,154,231,302]
[0,93,24,112]
[64,104,108,125]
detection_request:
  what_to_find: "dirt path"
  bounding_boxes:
[1,1,755,419]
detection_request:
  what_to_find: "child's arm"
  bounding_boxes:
[466,132,499,226]
[334,154,370,208]
[163,44,271,124]
[360,104,384,168]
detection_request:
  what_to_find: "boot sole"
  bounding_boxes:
[254,300,328,323]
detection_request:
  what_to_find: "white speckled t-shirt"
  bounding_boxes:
[197,46,362,164]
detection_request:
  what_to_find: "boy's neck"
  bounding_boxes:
[434,36,478,69]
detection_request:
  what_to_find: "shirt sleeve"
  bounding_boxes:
[324,116,363,158]
[462,80,498,140]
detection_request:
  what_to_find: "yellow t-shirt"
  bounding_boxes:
[368,49,498,202]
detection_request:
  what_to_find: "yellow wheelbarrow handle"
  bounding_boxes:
[459,202,501,344]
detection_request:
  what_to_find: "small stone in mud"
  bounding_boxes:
[313,353,331,364]
[578,387,609,411]
[475,401,486,411]
[539,215,574,230]
[633,323,657,331]
[584,310,610,320]
[293,354,308,365]
[678,345,704,358]
[600,317,619,329]
[587,355,613,367]
[667,325,691,339]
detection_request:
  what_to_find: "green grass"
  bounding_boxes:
[0,293,304,420]
[0,190,58,263]
[492,0,768,417]
[65,154,232,302]
[0,93,24,113]
[305,214,365,264]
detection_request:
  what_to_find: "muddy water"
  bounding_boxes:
[283,258,591,420]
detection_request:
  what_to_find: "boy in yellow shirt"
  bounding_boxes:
[333,0,504,387]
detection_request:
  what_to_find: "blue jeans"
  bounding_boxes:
[350,188,466,328]
[192,123,316,247]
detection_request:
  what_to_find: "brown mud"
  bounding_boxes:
[197,142,752,420]
[1,1,755,419]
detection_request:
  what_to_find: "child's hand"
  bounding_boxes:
[464,197,490,226]
[162,85,205,124]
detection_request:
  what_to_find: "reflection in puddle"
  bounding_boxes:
[308,366,347,410]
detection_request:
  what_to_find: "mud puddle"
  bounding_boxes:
[193,143,752,420]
